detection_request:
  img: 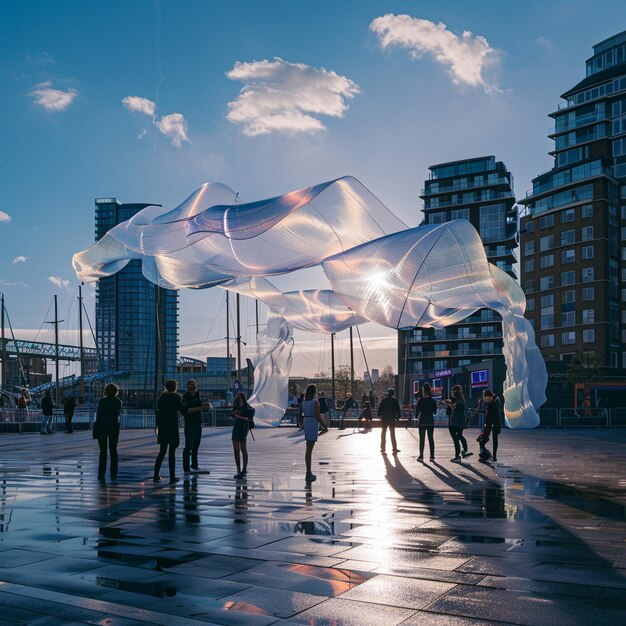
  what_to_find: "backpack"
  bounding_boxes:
[248,406,255,429]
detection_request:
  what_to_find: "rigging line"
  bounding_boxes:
[60,285,79,343]
[34,298,54,344]
[4,308,28,387]
[355,325,374,392]
[80,299,101,369]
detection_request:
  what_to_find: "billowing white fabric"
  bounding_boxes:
[73,177,546,428]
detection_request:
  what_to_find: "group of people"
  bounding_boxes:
[39,390,76,434]
[414,384,502,464]
[93,379,254,484]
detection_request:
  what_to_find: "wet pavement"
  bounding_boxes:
[0,425,624,625]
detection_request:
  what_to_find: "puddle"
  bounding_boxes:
[294,520,334,535]
[542,482,626,520]
[97,575,176,597]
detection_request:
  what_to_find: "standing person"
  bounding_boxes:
[318,391,330,433]
[63,396,76,433]
[377,388,401,454]
[340,393,357,430]
[93,383,121,481]
[231,392,253,479]
[17,389,30,422]
[368,390,376,411]
[301,383,323,482]
[358,401,373,428]
[154,380,183,484]
[478,389,502,463]
[181,379,207,474]
[415,382,437,462]
[41,389,54,434]
[445,385,472,462]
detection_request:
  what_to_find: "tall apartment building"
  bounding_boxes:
[519,31,626,404]
[95,199,178,403]
[398,156,518,403]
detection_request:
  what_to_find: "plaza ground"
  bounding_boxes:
[0,425,624,625]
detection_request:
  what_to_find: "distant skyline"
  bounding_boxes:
[1,0,625,378]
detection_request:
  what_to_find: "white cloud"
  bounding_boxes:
[137,128,148,139]
[0,211,11,222]
[370,14,500,92]
[12,256,27,264]
[155,113,190,147]
[47,275,70,290]
[0,279,27,288]
[122,96,156,117]
[226,57,360,136]
[30,81,77,111]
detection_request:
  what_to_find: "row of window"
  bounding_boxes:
[525,231,596,255]
[531,160,602,196]
[540,329,595,348]
[538,308,596,329]
[524,245,596,272]
[525,274,596,293]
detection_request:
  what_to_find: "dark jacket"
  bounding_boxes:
[41,395,54,416]
[377,395,401,422]
[94,396,122,437]
[157,392,183,446]
[181,390,202,426]
[484,398,502,434]
[64,397,76,417]
[416,396,437,426]
[448,398,466,429]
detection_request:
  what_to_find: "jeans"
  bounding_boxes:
[419,425,435,458]
[448,426,468,457]
[380,420,398,452]
[41,414,53,433]
[183,422,202,471]
[155,443,177,480]
[98,429,119,479]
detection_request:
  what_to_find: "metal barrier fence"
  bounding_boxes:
[0,406,625,432]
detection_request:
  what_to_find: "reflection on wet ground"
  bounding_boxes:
[0,427,624,624]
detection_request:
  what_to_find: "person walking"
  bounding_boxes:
[318,391,330,433]
[154,380,183,484]
[301,383,323,482]
[415,382,437,462]
[445,385,472,462]
[93,383,121,481]
[478,389,502,463]
[377,388,401,454]
[63,396,76,433]
[181,379,207,474]
[231,392,254,479]
[340,393,357,430]
[17,389,30,422]
[40,389,54,434]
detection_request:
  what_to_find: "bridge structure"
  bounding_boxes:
[1,339,99,362]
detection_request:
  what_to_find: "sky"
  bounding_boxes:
[1,0,625,378]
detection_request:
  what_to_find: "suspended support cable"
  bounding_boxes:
[355,325,375,392]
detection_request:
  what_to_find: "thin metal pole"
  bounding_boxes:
[331,332,336,404]
[255,299,259,334]
[349,326,354,396]
[54,295,60,405]
[226,291,230,401]
[1,293,6,392]
[236,293,242,384]
[78,285,84,401]
[154,285,160,404]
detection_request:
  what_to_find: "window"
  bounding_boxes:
[561,271,575,286]
[429,211,446,224]
[541,315,555,330]
[524,279,535,293]
[561,230,575,245]
[561,249,576,264]
[524,259,535,273]
[479,204,506,242]
[582,287,595,301]
[540,214,554,228]
[581,204,594,218]
[581,226,594,241]
[582,267,595,282]
[540,254,554,268]
[541,294,554,308]
[561,208,576,222]
[540,276,554,290]
[562,290,576,304]
[583,329,595,343]
[482,342,495,353]
[525,220,535,233]
[561,331,576,345]
[527,298,535,311]
[582,309,595,323]
[582,245,594,259]
[540,235,554,251]
[540,334,555,348]
[524,241,535,255]
[451,208,470,221]
[562,311,576,326]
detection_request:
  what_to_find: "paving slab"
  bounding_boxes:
[0,426,625,624]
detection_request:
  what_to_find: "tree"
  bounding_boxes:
[373,365,395,397]
[566,351,603,389]
[334,365,365,402]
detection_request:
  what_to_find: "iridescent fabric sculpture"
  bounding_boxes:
[74,177,546,428]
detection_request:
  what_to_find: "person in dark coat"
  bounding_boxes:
[340,393,358,430]
[231,392,253,479]
[93,383,121,481]
[415,382,437,462]
[478,389,502,463]
[181,379,207,473]
[64,396,76,433]
[377,388,401,454]
[41,389,54,434]
[445,385,472,462]
[154,379,183,484]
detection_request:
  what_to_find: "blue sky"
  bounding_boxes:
[1,0,625,377]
